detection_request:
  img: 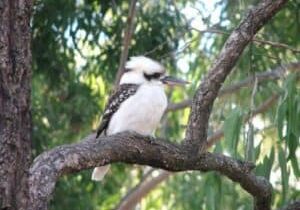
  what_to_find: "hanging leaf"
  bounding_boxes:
[265,147,275,180]
[224,108,243,157]
[255,147,274,180]
[245,123,255,161]
[277,101,286,141]
[290,154,300,178]
[278,146,289,204]
[205,175,216,210]
[287,132,300,177]
[278,73,300,178]
[254,142,262,161]
[215,181,222,210]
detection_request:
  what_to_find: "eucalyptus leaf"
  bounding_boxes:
[224,109,243,157]
[278,146,289,204]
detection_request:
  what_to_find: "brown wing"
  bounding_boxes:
[96,84,139,138]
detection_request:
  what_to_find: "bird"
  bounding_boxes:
[91,56,188,181]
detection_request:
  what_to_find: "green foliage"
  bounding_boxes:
[255,147,274,180]
[223,108,243,157]
[31,0,299,209]
[278,145,289,205]
[277,73,300,178]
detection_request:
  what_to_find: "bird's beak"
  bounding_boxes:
[160,76,189,86]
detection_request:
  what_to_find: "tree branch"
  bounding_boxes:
[192,28,300,54]
[207,93,279,147]
[166,61,300,112]
[114,0,137,87]
[27,1,289,210]
[279,200,300,210]
[116,169,171,210]
[29,133,271,210]
[185,0,288,154]
[116,92,280,210]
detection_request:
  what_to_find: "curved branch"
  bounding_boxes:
[116,92,280,210]
[166,62,300,112]
[30,75,281,210]
[116,169,171,210]
[192,28,300,54]
[29,132,271,210]
[28,1,289,210]
[185,0,288,153]
[207,93,279,147]
[280,200,300,210]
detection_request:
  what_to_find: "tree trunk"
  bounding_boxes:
[0,0,33,209]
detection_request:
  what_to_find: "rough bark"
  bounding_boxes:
[0,0,33,209]
[116,93,280,210]
[29,132,272,210]
[27,0,289,210]
[0,0,289,209]
[185,0,288,154]
[280,201,300,210]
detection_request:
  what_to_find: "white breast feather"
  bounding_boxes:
[107,84,167,135]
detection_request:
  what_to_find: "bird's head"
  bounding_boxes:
[120,56,188,86]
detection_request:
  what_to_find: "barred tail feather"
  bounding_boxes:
[91,165,110,181]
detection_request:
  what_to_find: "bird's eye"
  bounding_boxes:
[144,72,162,81]
[152,73,162,78]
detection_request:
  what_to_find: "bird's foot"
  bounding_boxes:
[147,135,156,144]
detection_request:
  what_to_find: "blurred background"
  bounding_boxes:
[31,0,299,209]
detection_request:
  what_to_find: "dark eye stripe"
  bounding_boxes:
[144,72,162,81]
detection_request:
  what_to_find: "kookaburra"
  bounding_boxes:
[92,56,188,181]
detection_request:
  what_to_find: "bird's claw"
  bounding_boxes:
[147,135,156,144]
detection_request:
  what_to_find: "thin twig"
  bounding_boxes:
[185,0,288,155]
[192,27,300,54]
[207,93,279,147]
[116,169,171,210]
[166,62,300,112]
[27,1,288,210]
[114,0,138,87]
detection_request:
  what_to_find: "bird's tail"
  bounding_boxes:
[91,165,110,181]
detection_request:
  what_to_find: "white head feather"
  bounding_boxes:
[120,56,165,85]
